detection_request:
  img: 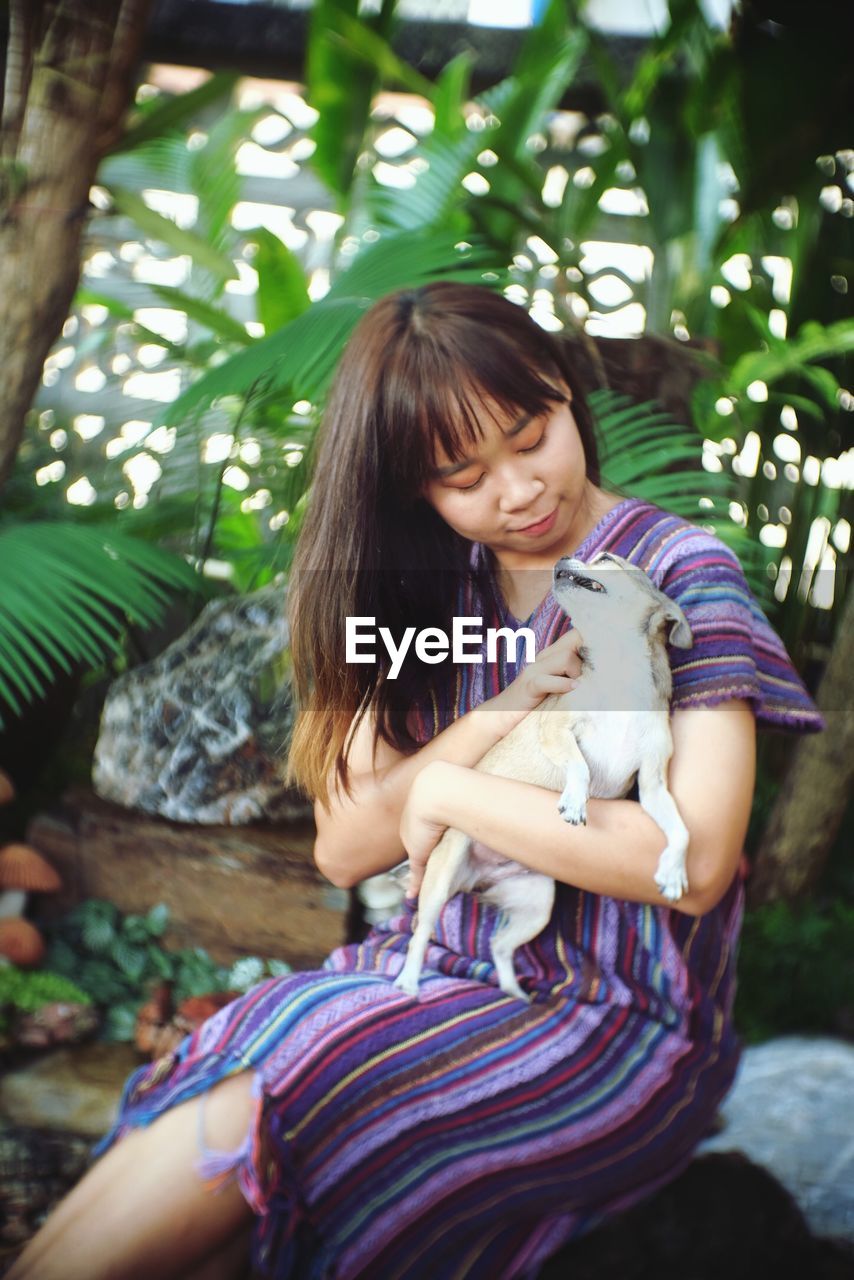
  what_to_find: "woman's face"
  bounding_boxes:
[422,387,598,570]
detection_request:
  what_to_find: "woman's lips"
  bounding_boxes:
[514,507,558,537]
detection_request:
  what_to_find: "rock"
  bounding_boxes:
[28,789,348,968]
[696,1035,854,1245]
[93,585,310,825]
[538,1150,854,1279]
[0,1042,140,1137]
[0,1124,91,1247]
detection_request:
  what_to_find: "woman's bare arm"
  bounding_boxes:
[313,632,582,887]
[400,701,756,917]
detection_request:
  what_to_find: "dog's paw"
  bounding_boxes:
[558,789,587,825]
[393,970,421,998]
[654,850,690,902]
[499,978,530,1003]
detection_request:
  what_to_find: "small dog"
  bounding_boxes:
[394,553,694,1002]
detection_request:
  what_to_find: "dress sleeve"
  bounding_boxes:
[659,531,825,733]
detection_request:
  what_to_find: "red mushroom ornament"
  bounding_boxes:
[0,917,46,967]
[0,843,62,920]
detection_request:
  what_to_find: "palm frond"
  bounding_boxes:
[104,186,238,281]
[108,74,239,157]
[99,135,194,199]
[591,391,770,600]
[594,391,718,497]
[0,523,200,727]
[188,108,264,263]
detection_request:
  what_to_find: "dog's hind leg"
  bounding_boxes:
[638,756,690,902]
[482,874,555,1002]
[394,829,472,998]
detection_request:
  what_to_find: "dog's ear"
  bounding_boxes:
[641,578,693,649]
[658,597,693,649]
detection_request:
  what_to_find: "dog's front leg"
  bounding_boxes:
[394,828,472,998]
[557,736,590,826]
[637,754,690,902]
[537,710,590,825]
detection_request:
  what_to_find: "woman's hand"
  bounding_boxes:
[492,629,583,719]
[399,762,451,897]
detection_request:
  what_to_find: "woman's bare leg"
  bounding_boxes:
[7,1070,257,1280]
[184,1222,255,1280]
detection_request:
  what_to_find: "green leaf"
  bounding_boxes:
[147,946,175,980]
[795,364,841,412]
[589,391,767,595]
[112,941,148,983]
[82,915,116,953]
[729,318,854,393]
[109,73,239,157]
[765,392,826,424]
[431,53,474,141]
[148,285,253,345]
[245,227,311,333]
[44,939,79,979]
[308,0,395,200]
[498,0,587,168]
[122,914,154,945]
[227,956,266,992]
[74,288,135,322]
[103,1003,141,1043]
[105,186,238,281]
[326,12,434,100]
[188,108,264,260]
[0,522,199,727]
[146,903,171,938]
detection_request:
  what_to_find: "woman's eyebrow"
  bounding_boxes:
[432,413,534,478]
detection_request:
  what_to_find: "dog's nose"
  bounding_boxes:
[553,557,583,581]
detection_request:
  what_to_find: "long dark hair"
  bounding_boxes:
[284,282,599,807]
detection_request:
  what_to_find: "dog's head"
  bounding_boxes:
[552,552,693,649]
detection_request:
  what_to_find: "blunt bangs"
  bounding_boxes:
[377,311,566,504]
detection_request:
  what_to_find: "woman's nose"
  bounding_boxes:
[497,464,545,511]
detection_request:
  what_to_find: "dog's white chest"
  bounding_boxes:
[574,712,649,796]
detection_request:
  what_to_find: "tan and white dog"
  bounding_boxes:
[394,553,694,1002]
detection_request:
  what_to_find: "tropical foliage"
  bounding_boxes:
[5,0,850,747]
[44,898,291,1043]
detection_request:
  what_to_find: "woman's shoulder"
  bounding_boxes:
[597,498,744,584]
[608,503,824,733]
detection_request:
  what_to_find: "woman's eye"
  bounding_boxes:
[455,474,484,492]
[520,432,546,454]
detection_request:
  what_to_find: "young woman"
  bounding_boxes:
[10,283,823,1280]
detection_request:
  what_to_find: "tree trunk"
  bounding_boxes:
[0,0,152,496]
[748,579,854,906]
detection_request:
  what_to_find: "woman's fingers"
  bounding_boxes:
[532,629,583,678]
[526,673,578,698]
[489,628,582,719]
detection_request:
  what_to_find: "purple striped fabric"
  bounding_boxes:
[96,498,821,1279]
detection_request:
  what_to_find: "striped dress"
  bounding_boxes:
[98,498,823,1280]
